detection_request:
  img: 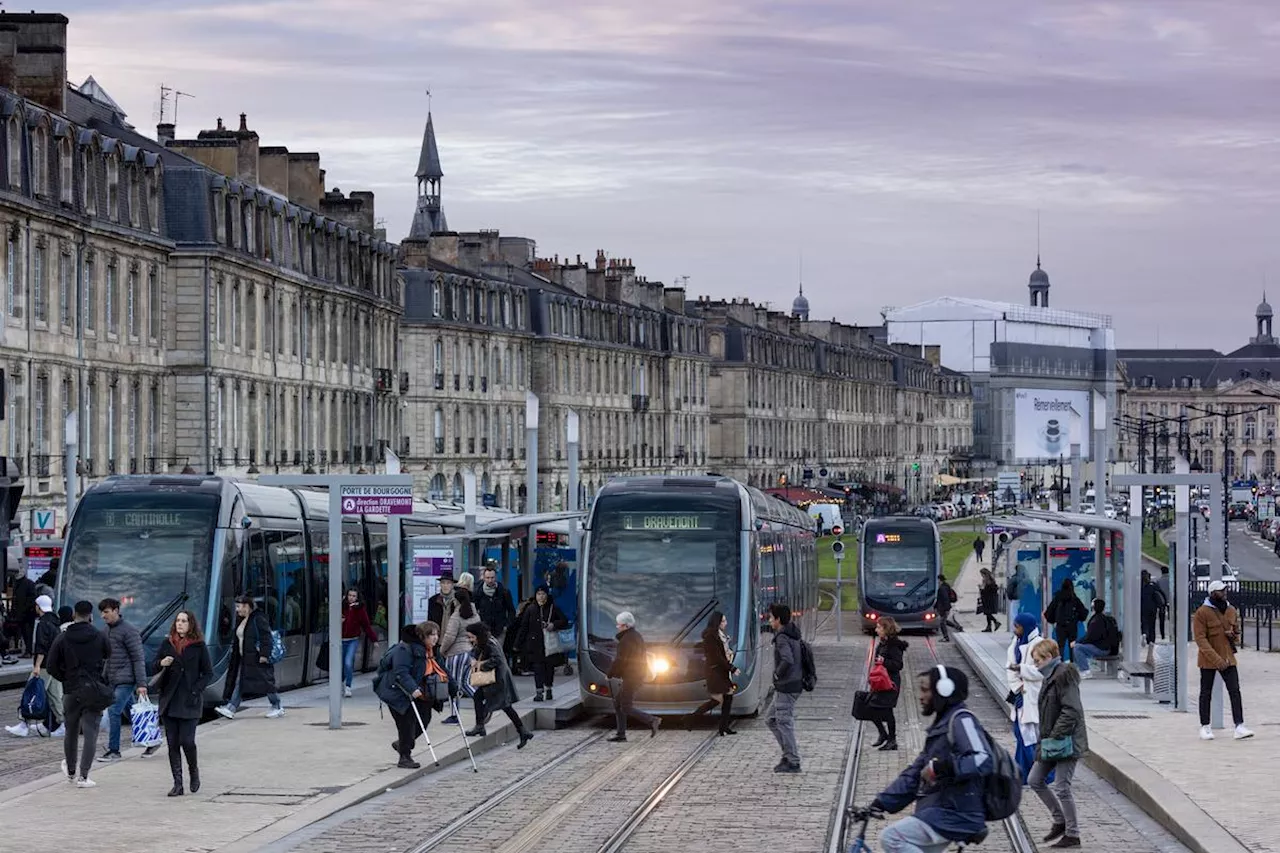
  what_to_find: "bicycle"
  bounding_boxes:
[844,807,989,852]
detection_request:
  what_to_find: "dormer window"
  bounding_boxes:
[7,119,21,190]
[105,155,119,220]
[30,126,46,196]
[82,149,97,214]
[147,172,159,232]
[1141,375,1155,388]
[59,138,73,204]
[1181,376,1194,389]
[128,168,139,227]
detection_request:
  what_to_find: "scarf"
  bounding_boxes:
[169,632,194,657]
[483,583,497,598]
[1038,657,1061,678]
[718,628,733,662]
[1206,596,1229,613]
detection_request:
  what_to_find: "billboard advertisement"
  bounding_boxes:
[1014,388,1090,461]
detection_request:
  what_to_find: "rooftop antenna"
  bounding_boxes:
[1036,209,1042,268]
[799,249,804,294]
[158,84,170,123]
[426,86,432,114]
[173,89,195,128]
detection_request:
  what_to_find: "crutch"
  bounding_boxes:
[450,695,479,772]
[398,686,440,766]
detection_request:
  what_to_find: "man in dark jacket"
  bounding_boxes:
[766,603,804,773]
[7,594,63,737]
[426,572,457,629]
[99,598,149,760]
[606,611,659,742]
[936,575,956,642]
[475,565,516,645]
[45,600,112,787]
[973,537,986,564]
[1139,570,1167,651]
[215,595,283,720]
[869,665,992,850]
[1071,598,1116,679]
[11,574,36,656]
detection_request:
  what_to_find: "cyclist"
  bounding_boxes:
[862,665,991,852]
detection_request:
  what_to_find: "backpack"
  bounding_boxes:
[798,639,817,692]
[267,629,286,665]
[1103,615,1121,656]
[19,675,48,723]
[947,709,1022,822]
[371,643,400,696]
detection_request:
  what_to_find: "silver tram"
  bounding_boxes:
[857,515,943,634]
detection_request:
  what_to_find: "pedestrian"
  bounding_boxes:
[1007,612,1047,785]
[1139,571,1167,660]
[1193,580,1253,741]
[426,572,457,629]
[973,536,986,564]
[456,571,475,594]
[686,609,739,734]
[98,598,151,760]
[374,622,431,769]
[606,610,660,743]
[44,600,112,788]
[1028,638,1088,848]
[861,665,991,852]
[1154,567,1171,640]
[1071,599,1118,679]
[462,622,533,748]
[439,588,480,724]
[512,585,568,702]
[340,588,378,699]
[1044,580,1087,663]
[10,572,35,657]
[154,610,214,796]
[935,574,956,641]
[867,616,908,752]
[978,570,1002,633]
[475,564,516,648]
[6,594,63,737]
[766,602,803,773]
[215,595,284,720]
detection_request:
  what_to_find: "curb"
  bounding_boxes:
[951,633,1251,853]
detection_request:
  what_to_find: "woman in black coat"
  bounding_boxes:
[512,586,569,702]
[154,610,214,797]
[464,622,533,748]
[374,622,434,769]
[979,569,1002,633]
[867,616,908,751]
[687,610,740,735]
[1044,579,1088,663]
[217,595,282,719]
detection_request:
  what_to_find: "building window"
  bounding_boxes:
[59,138,73,203]
[128,168,139,227]
[34,373,48,455]
[432,280,442,318]
[32,242,46,322]
[215,278,225,343]
[433,407,445,454]
[31,128,45,196]
[105,155,119,220]
[147,173,159,232]
[59,250,72,327]
[7,120,20,190]
[84,255,95,330]
[105,260,118,334]
[5,235,19,318]
[148,266,161,340]
[128,383,138,471]
[148,385,159,463]
[126,266,139,337]
[106,381,117,472]
[232,281,242,348]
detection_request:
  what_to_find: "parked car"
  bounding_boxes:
[1190,558,1240,589]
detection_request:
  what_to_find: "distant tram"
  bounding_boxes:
[578,476,818,717]
[858,516,942,634]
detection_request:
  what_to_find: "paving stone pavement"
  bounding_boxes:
[0,726,64,793]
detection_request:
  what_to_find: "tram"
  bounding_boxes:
[858,515,942,634]
[577,476,818,717]
[54,475,537,705]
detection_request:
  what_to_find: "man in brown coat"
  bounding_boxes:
[1192,581,1253,741]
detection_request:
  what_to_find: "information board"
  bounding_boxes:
[410,547,455,622]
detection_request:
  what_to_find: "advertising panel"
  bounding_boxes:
[1014,388,1091,461]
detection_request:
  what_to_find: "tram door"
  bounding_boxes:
[245,528,308,690]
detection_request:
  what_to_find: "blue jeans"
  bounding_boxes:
[880,816,952,853]
[1072,642,1108,672]
[227,680,280,712]
[106,684,135,753]
[342,639,360,688]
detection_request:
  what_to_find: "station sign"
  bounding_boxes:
[340,485,414,515]
[30,508,56,536]
[986,525,1006,534]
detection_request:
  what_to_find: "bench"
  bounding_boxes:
[1090,654,1121,676]
[1118,661,1156,694]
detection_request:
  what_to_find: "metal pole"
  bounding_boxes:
[464,469,477,536]
[1174,455,1189,712]
[567,410,581,555]
[327,488,344,729]
[1208,476,1224,730]
[1126,485,1143,662]
[525,392,539,583]
[1223,418,1231,567]
[386,451,401,648]
[1070,443,1082,513]
[835,548,843,642]
[65,412,78,525]
[1093,392,1108,583]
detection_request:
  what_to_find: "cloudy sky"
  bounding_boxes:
[57,0,1280,351]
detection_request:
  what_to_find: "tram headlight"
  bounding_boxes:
[648,655,672,677]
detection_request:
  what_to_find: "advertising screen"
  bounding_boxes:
[1013,388,1091,461]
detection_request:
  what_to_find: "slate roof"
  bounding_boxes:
[1118,342,1280,389]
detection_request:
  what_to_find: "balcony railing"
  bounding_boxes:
[434,438,445,454]
[434,373,445,391]
[31,454,53,478]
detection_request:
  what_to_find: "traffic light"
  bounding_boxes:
[912,462,920,473]
[831,524,844,538]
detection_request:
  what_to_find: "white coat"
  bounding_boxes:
[1006,629,1046,744]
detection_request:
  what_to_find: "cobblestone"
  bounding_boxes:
[0,726,67,793]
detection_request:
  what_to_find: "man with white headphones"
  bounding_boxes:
[863,664,994,853]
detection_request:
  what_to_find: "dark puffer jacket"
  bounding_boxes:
[772,622,803,695]
[608,628,649,683]
[105,618,147,689]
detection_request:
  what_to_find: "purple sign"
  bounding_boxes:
[340,485,413,515]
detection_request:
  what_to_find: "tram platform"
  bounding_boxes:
[0,658,31,689]
[952,553,1268,853]
[0,671,585,853]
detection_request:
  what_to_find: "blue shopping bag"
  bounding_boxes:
[130,697,163,747]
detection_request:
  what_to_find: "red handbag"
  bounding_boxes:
[868,662,894,693]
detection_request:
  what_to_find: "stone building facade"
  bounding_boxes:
[0,12,400,528]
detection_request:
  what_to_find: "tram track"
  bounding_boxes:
[827,638,877,853]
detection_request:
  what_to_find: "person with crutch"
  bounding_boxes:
[375,622,433,769]
[413,621,479,772]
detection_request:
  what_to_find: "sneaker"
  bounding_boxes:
[649,718,661,738]
[265,707,285,719]
[343,686,352,698]
[1043,822,1066,843]
[5,722,30,737]
[61,759,74,782]
[142,745,160,757]
[214,706,235,720]
[51,725,65,738]
[76,776,97,788]
[33,723,49,737]
[101,751,122,761]
[1078,670,1093,680]
[1235,724,1255,740]
[774,761,801,773]
[441,716,459,726]
[606,734,627,743]
[1200,725,1215,741]
[1051,837,1081,849]
[397,756,421,770]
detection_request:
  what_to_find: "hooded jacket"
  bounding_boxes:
[31,611,60,660]
[1036,658,1088,760]
[872,668,991,842]
[45,621,112,692]
[772,622,804,695]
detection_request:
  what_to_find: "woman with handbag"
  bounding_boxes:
[464,622,533,748]
[439,589,480,725]
[374,622,430,769]
[866,616,907,751]
[1028,638,1088,848]
[154,610,214,797]
[687,610,740,734]
[512,586,568,702]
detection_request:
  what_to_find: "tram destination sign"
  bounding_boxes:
[622,512,713,531]
[340,485,414,515]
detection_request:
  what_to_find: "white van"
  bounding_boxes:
[809,503,843,534]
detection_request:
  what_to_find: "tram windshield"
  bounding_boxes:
[586,492,740,647]
[60,491,219,640]
[862,526,938,600]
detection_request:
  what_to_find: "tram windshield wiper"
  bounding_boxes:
[670,597,719,647]
[140,590,190,643]
[902,576,931,598]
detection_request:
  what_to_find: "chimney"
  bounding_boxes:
[156,123,175,145]
[234,112,259,185]
[286,152,322,209]
[0,13,69,114]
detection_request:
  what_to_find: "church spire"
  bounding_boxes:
[409,109,447,239]
[415,112,443,180]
